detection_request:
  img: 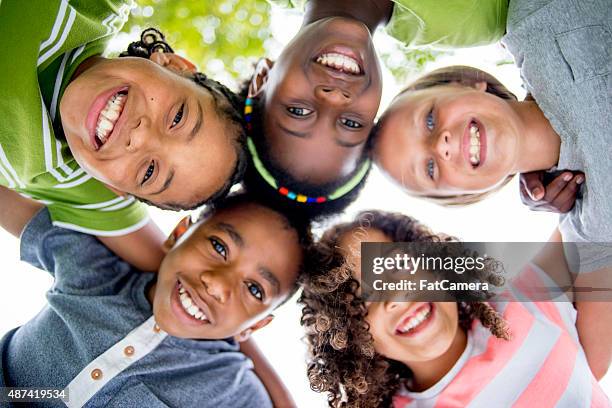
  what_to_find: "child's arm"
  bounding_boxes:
[0,186,164,271]
[239,338,297,408]
[97,222,165,272]
[0,185,43,237]
[575,300,612,380]
[534,229,612,380]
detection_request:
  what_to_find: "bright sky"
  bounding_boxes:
[0,4,609,407]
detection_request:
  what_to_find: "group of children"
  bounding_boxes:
[0,0,610,406]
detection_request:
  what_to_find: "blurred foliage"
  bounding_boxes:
[120,0,444,87]
[121,0,272,87]
[378,42,446,84]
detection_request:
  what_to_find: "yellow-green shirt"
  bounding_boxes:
[267,0,508,49]
[0,0,149,236]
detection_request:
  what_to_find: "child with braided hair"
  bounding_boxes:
[0,1,247,271]
[300,211,609,407]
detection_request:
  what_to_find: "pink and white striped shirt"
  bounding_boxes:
[393,264,610,408]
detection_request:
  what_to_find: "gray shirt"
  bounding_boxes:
[0,209,272,407]
[503,0,612,273]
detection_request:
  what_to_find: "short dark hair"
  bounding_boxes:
[239,83,370,221]
[123,28,247,211]
[196,191,315,305]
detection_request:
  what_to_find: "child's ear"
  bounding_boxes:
[472,81,487,92]
[163,215,193,253]
[235,314,274,342]
[248,58,274,98]
[150,52,198,75]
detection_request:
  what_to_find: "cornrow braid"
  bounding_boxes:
[118,28,247,211]
[120,28,245,130]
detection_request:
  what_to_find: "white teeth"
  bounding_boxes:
[94,91,127,147]
[397,304,432,334]
[315,53,361,74]
[98,117,113,131]
[178,284,208,321]
[468,123,481,166]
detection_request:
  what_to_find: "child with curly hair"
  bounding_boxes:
[300,211,610,407]
[0,1,247,271]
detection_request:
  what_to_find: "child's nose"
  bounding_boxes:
[201,273,231,304]
[315,85,352,106]
[384,301,402,312]
[435,130,452,162]
[126,116,154,153]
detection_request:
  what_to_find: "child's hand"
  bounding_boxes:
[519,170,584,213]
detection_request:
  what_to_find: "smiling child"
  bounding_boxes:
[300,211,610,407]
[0,189,311,407]
[241,0,509,218]
[0,0,246,271]
[373,0,611,251]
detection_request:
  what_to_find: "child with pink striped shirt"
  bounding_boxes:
[300,210,610,407]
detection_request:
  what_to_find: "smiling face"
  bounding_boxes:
[337,227,461,363]
[60,56,238,208]
[260,17,382,185]
[374,84,523,197]
[152,202,303,339]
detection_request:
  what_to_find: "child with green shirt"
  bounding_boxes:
[0,0,246,271]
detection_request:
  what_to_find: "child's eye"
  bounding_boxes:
[287,107,313,116]
[426,108,435,131]
[171,103,184,128]
[246,282,264,301]
[427,158,435,180]
[209,237,227,260]
[142,161,155,185]
[340,118,363,129]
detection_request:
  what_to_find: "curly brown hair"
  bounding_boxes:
[300,210,510,407]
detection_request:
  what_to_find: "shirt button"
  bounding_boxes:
[124,346,135,357]
[91,368,103,380]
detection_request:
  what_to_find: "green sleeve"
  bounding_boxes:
[47,197,150,236]
[387,0,508,49]
[0,0,148,236]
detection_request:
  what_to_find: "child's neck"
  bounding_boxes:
[303,0,393,32]
[405,327,467,392]
[146,280,157,305]
[509,99,561,173]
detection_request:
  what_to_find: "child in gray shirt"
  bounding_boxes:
[0,192,311,407]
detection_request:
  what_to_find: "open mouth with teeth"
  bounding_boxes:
[314,52,363,75]
[177,282,209,323]
[395,303,434,336]
[468,121,482,166]
[93,89,128,149]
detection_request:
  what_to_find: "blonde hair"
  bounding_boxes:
[378,65,518,206]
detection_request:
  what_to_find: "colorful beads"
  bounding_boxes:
[245,98,369,205]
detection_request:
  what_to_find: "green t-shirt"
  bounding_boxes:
[267,0,508,49]
[0,0,149,236]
